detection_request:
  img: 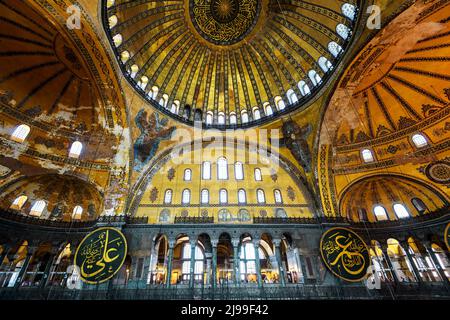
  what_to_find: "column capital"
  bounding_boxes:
[273,239,282,247]
[252,239,260,246]
[421,240,433,250]
[168,239,176,249]
[231,239,240,247]
[211,239,219,247]
[190,239,197,246]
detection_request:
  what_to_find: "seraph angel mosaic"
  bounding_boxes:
[133,109,176,171]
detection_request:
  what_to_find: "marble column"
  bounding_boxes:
[400,240,422,283]
[232,239,240,285]
[423,241,450,285]
[253,240,262,287]
[0,244,11,270]
[189,239,196,288]
[40,249,58,288]
[273,239,286,286]
[211,239,218,288]
[14,246,36,288]
[380,244,399,284]
[165,240,175,288]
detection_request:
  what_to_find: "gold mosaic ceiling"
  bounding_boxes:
[104,0,359,128]
[0,0,104,134]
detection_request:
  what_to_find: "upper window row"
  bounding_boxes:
[10,196,84,219]
[10,124,83,159]
[360,133,429,163]
[164,188,283,205]
[182,160,264,181]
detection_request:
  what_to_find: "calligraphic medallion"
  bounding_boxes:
[320,227,370,282]
[74,227,127,284]
[189,0,260,45]
[445,223,450,251]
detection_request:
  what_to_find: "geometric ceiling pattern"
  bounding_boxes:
[104,0,359,128]
[322,2,450,148]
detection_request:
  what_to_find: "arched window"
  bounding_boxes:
[393,204,410,219]
[69,141,83,158]
[108,15,119,29]
[206,112,213,125]
[274,189,283,204]
[30,200,46,217]
[298,81,310,96]
[72,206,83,219]
[411,198,427,214]
[275,97,286,110]
[217,157,228,180]
[159,209,170,222]
[129,64,139,78]
[181,243,204,283]
[318,57,333,73]
[229,112,237,125]
[253,107,261,120]
[264,103,273,116]
[241,110,249,123]
[361,149,374,163]
[328,41,343,58]
[254,168,262,181]
[257,189,265,204]
[219,189,228,204]
[218,112,225,125]
[150,86,159,100]
[235,162,244,180]
[336,23,351,40]
[120,50,130,63]
[358,208,368,221]
[275,208,287,218]
[107,0,115,9]
[201,189,209,204]
[164,189,173,204]
[342,3,356,21]
[308,70,322,86]
[11,124,30,143]
[238,189,246,204]
[184,168,192,181]
[171,101,180,114]
[412,134,428,148]
[182,189,191,204]
[374,205,388,221]
[113,34,122,47]
[202,161,211,180]
[139,76,149,90]
[10,195,27,210]
[159,94,168,108]
[240,241,257,282]
[287,89,298,104]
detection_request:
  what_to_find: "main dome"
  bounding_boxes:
[103,0,359,128]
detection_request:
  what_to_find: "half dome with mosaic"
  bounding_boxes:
[103,0,359,128]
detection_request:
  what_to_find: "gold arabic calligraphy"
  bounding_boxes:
[78,229,124,281]
[321,229,369,281]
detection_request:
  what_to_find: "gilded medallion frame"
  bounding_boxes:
[319,227,371,282]
[74,227,128,285]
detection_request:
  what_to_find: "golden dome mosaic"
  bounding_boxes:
[190,0,260,45]
[103,0,360,128]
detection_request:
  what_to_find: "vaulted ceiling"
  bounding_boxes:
[104,0,359,128]
[0,0,103,134]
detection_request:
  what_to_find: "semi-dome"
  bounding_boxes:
[103,0,359,128]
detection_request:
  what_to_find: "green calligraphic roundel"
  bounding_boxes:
[75,227,128,284]
[320,227,371,282]
[445,223,450,251]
